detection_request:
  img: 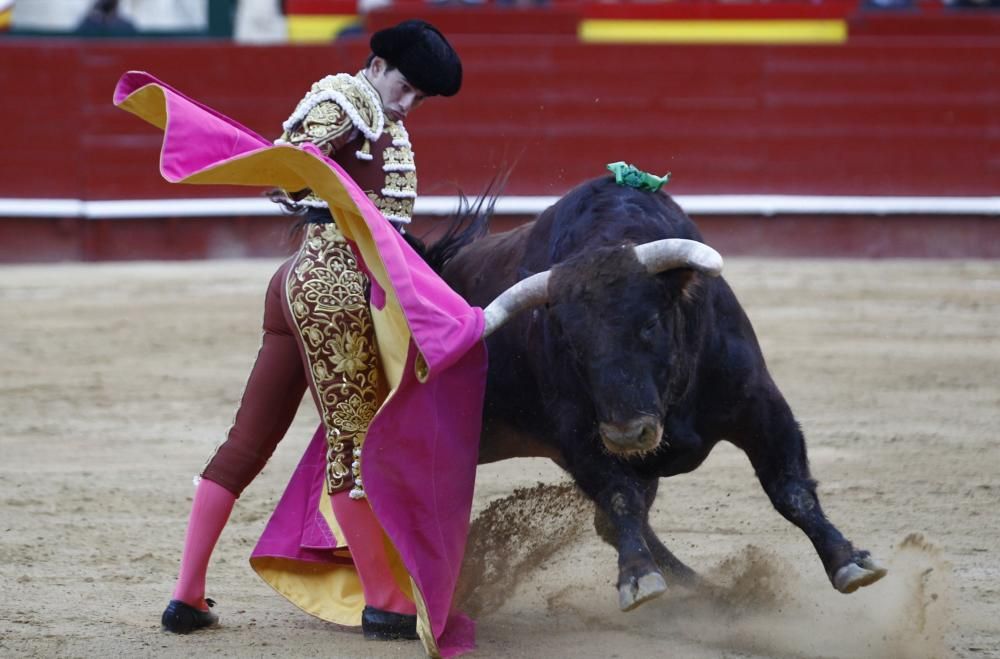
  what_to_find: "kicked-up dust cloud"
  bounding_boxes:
[459,481,952,659]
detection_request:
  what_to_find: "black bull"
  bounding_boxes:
[433,175,887,611]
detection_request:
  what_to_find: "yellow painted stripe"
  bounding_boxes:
[287,14,359,44]
[580,19,847,45]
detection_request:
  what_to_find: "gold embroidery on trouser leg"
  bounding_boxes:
[285,223,379,497]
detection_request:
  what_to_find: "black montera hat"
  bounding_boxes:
[370,20,462,97]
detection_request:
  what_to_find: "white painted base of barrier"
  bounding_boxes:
[1,195,998,219]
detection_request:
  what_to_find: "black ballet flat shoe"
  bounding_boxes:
[361,605,419,641]
[161,598,219,634]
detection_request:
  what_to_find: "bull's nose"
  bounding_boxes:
[599,416,663,454]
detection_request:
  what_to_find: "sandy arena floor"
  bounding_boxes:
[1,257,997,658]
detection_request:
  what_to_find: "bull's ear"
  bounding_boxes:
[680,270,705,303]
[658,268,701,303]
[677,269,705,303]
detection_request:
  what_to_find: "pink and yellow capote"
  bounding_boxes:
[114,71,487,658]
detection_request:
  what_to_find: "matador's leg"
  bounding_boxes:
[283,223,414,618]
[283,223,381,498]
[167,261,309,630]
[331,490,417,615]
[202,260,309,494]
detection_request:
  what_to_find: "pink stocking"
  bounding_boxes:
[331,491,416,615]
[171,478,237,611]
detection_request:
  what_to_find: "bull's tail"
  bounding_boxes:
[407,173,508,274]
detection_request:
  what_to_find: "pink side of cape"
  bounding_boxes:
[114,71,485,657]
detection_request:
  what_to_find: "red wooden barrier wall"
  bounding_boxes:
[0,25,997,260]
[2,33,997,199]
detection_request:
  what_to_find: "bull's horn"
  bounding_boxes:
[481,239,722,338]
[482,270,551,338]
[633,238,723,277]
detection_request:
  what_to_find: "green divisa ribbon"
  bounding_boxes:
[606,161,671,192]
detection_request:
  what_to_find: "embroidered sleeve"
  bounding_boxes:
[283,101,357,156]
[276,73,384,159]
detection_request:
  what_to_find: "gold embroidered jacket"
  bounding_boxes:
[276,72,417,226]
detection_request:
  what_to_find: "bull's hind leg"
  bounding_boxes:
[737,394,887,593]
[644,529,701,587]
[570,458,667,611]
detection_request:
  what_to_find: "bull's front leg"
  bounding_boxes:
[637,479,701,587]
[565,453,668,611]
[594,477,700,587]
[734,391,887,593]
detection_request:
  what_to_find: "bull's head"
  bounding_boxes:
[482,239,722,457]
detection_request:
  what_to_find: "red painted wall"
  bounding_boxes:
[2,32,997,200]
[1,24,997,261]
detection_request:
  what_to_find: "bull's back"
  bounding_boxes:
[441,220,536,307]
[522,182,704,272]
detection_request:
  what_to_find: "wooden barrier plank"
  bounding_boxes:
[366,6,580,36]
[0,218,83,261]
[849,13,1000,38]
[2,42,85,198]
[3,35,999,200]
[3,212,998,262]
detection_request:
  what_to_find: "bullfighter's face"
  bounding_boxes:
[366,57,429,123]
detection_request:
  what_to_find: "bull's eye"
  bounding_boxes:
[639,313,661,342]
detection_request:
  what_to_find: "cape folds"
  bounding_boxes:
[113,71,486,658]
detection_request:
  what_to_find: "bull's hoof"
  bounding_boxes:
[833,554,888,594]
[618,572,668,612]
